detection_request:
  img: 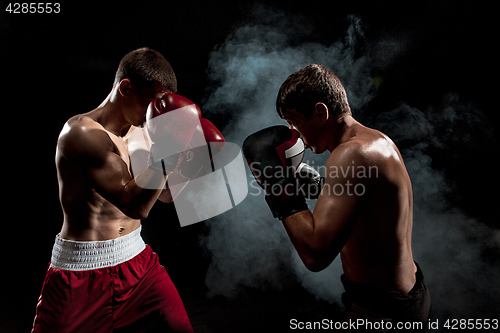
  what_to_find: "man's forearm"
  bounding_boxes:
[282,210,332,272]
[282,210,317,267]
[158,169,190,203]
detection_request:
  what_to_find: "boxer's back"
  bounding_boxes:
[336,125,416,294]
[56,113,139,241]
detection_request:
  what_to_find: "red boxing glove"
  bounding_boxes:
[177,118,225,179]
[146,94,201,173]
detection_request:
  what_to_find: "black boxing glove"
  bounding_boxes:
[243,126,308,219]
[265,178,308,220]
[243,126,305,188]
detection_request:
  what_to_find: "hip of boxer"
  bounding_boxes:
[50,225,146,271]
[32,226,193,333]
[340,262,431,331]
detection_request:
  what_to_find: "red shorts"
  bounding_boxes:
[32,229,193,333]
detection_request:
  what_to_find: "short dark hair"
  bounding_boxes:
[114,47,177,92]
[276,64,351,119]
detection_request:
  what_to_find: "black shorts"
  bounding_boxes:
[340,262,431,331]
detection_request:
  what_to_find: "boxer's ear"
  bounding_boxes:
[314,102,329,125]
[118,79,132,97]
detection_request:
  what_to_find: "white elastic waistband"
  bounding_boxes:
[50,226,146,271]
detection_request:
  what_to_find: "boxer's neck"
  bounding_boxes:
[327,115,360,152]
[94,88,132,137]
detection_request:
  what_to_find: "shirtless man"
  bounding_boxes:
[32,48,196,332]
[245,64,431,330]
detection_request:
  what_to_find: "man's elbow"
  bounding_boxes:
[134,210,150,220]
[118,186,154,220]
[304,258,329,272]
[158,189,174,203]
[302,250,335,272]
[123,207,149,220]
[119,199,150,220]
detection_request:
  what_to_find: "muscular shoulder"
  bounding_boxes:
[334,128,401,166]
[326,128,404,187]
[57,114,114,165]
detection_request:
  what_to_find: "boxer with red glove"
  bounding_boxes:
[146,93,201,175]
[33,48,195,333]
[177,118,225,180]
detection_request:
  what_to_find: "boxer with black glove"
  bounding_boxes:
[265,64,430,328]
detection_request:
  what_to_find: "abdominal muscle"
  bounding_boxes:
[57,121,142,242]
[56,145,141,242]
[58,187,141,241]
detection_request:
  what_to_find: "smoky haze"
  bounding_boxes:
[198,4,499,325]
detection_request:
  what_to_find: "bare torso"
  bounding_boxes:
[56,112,140,241]
[336,123,416,292]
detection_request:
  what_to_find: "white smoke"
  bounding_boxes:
[199,3,500,325]
[200,6,375,300]
[374,96,500,319]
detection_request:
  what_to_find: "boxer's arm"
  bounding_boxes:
[281,145,372,272]
[126,125,189,204]
[61,121,166,219]
[159,118,225,202]
[157,170,190,203]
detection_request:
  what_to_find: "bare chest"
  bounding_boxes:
[107,132,131,168]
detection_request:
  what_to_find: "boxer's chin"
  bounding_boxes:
[307,145,316,153]
[132,118,145,127]
[310,145,325,154]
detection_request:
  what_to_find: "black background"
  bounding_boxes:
[0,0,497,332]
